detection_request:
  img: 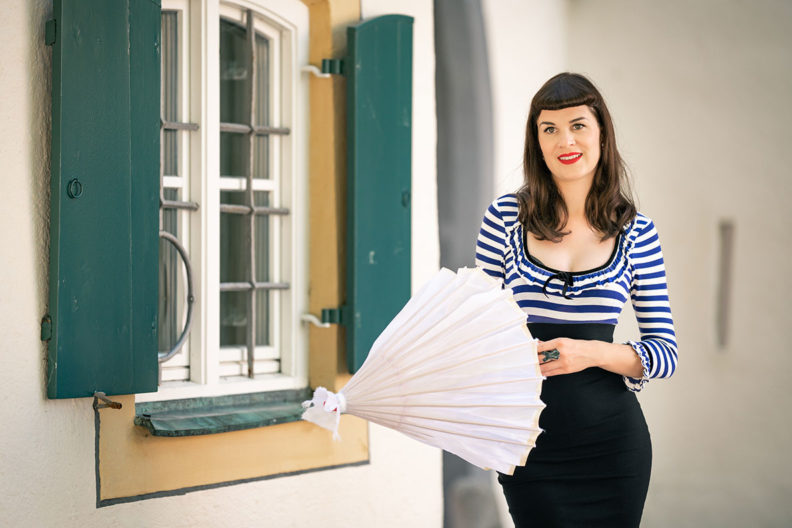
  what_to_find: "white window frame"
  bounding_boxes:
[159,1,194,383]
[140,0,309,402]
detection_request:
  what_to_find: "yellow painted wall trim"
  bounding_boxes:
[98,0,367,502]
[99,384,367,501]
[303,0,361,389]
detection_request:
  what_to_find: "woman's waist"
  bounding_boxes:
[529,322,632,430]
[528,322,615,342]
[537,370,643,439]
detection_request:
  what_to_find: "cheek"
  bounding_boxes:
[537,138,553,160]
[590,142,601,160]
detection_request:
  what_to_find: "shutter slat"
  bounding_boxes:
[345,15,414,373]
[46,0,160,398]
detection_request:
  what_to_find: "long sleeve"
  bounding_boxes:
[623,218,678,392]
[475,200,508,280]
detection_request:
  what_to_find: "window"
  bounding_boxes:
[143,0,309,402]
[45,0,411,499]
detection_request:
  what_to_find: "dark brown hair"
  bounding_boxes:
[517,72,636,241]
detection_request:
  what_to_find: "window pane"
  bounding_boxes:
[220,19,250,124]
[162,12,179,177]
[220,131,249,178]
[220,191,248,283]
[158,188,180,352]
[161,12,179,122]
[219,191,271,283]
[255,289,270,346]
[255,33,269,126]
[163,129,178,176]
[220,291,247,347]
[254,33,270,178]
[255,192,270,282]
[253,135,269,180]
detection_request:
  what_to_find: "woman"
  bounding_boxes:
[475,73,678,527]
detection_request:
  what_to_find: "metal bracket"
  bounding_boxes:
[158,231,195,363]
[301,314,330,328]
[321,59,344,75]
[321,307,345,325]
[300,307,346,327]
[301,59,345,79]
[301,65,331,79]
[93,392,122,410]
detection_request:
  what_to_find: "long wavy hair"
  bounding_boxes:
[516,72,636,241]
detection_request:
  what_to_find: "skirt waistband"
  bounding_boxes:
[527,322,615,343]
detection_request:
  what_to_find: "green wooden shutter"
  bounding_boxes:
[46,0,160,398]
[345,15,413,373]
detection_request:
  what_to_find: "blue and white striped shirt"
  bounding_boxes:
[475,194,678,392]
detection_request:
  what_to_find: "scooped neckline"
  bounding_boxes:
[521,228,622,277]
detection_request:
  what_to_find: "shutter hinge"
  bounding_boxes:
[301,59,345,79]
[321,306,346,325]
[40,314,52,342]
[321,59,344,75]
[45,19,56,46]
[300,306,346,328]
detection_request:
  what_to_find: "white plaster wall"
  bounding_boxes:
[0,0,442,526]
[481,0,567,196]
[567,0,792,526]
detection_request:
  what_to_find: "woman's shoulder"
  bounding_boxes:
[627,212,659,237]
[485,193,520,222]
[623,212,664,255]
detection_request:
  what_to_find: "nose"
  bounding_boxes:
[559,130,575,147]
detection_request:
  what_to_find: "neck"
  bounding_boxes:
[555,177,592,221]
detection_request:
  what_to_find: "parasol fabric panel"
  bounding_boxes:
[45,0,160,398]
[345,15,413,373]
[303,268,545,475]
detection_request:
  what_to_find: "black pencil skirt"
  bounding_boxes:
[497,323,652,528]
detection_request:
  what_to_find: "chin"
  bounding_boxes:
[552,170,595,184]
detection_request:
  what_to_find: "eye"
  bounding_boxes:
[542,126,556,134]
[572,123,585,130]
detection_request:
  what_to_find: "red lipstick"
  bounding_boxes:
[558,152,582,165]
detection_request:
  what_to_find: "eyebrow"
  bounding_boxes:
[538,116,589,126]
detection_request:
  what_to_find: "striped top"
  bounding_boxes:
[475,194,678,392]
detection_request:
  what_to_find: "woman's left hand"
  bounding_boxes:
[536,338,597,377]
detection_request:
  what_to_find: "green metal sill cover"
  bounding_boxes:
[134,388,311,437]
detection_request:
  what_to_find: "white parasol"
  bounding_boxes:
[301,267,544,475]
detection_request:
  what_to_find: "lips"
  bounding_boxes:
[557,152,582,165]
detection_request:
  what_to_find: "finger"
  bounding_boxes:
[536,339,560,352]
[537,348,561,364]
[540,363,563,377]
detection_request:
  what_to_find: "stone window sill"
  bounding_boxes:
[134,388,310,437]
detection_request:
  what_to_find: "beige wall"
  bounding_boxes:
[0,0,441,526]
[482,0,568,196]
[567,0,792,526]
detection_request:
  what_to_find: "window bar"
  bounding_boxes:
[219,204,288,215]
[162,199,200,211]
[220,122,290,135]
[246,9,257,378]
[220,281,289,292]
[162,119,200,131]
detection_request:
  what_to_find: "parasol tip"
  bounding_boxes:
[301,386,344,440]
